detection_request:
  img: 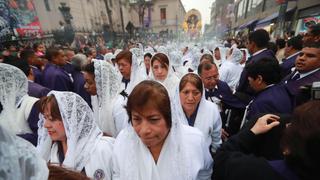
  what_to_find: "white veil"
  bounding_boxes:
[169,50,188,78]
[0,63,30,133]
[148,53,180,97]
[219,48,244,91]
[37,91,102,171]
[0,125,49,180]
[92,59,121,136]
[114,81,191,180]
[171,73,222,151]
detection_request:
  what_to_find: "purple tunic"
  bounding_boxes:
[72,71,92,107]
[31,66,43,85]
[42,63,73,91]
[28,81,51,98]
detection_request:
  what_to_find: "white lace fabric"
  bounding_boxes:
[37,91,102,171]
[0,125,48,180]
[0,63,29,133]
[93,59,121,136]
[227,47,243,64]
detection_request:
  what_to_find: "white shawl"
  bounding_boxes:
[37,91,103,172]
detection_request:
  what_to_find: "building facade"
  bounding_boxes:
[208,0,235,37]
[146,0,186,33]
[232,0,320,37]
[33,0,185,35]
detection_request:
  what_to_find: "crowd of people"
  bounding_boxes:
[0,23,320,180]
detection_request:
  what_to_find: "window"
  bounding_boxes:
[160,8,166,24]
[44,0,50,11]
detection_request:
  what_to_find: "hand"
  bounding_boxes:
[250,114,280,135]
[221,128,229,141]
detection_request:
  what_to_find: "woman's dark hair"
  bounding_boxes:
[151,53,169,70]
[126,80,172,128]
[39,95,62,121]
[48,165,90,180]
[281,100,320,179]
[179,73,203,94]
[144,53,152,59]
[82,62,95,75]
[115,50,132,65]
[246,57,280,85]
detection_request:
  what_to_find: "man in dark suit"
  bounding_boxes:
[198,62,247,139]
[280,35,303,78]
[244,57,293,122]
[237,29,275,102]
[282,40,320,107]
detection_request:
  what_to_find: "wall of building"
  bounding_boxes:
[149,0,185,33]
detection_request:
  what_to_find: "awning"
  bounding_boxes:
[256,8,295,28]
[238,19,258,30]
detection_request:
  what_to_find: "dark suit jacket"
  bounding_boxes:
[282,69,320,106]
[280,53,299,78]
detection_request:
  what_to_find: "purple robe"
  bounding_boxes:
[72,71,92,107]
[31,66,43,85]
[63,62,75,74]
[42,63,73,91]
[28,81,51,98]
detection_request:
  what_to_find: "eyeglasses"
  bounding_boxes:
[205,75,219,81]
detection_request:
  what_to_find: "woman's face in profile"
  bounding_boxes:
[131,106,170,149]
[43,102,66,142]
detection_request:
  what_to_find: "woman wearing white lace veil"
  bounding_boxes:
[148,53,180,97]
[82,59,121,136]
[112,50,147,135]
[130,47,148,79]
[169,50,188,79]
[219,47,244,91]
[173,73,222,154]
[0,63,39,145]
[37,91,114,179]
[112,80,213,180]
[214,47,228,69]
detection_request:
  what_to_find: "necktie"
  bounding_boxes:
[291,73,300,81]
